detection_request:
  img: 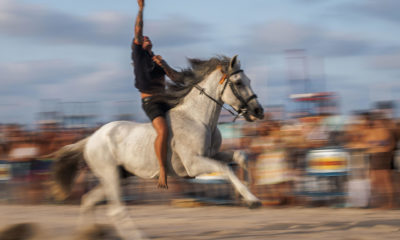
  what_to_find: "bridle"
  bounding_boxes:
[194,69,258,122]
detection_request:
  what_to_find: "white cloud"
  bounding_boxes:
[0,58,141,124]
[0,60,93,87]
[369,52,400,70]
[243,20,371,57]
[0,0,210,47]
[343,0,400,23]
[0,59,135,100]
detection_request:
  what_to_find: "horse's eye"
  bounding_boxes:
[236,81,243,86]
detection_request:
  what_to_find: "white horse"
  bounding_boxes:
[50,55,264,239]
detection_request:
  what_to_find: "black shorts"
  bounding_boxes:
[141,97,170,121]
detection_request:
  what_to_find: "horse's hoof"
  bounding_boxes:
[247,201,262,209]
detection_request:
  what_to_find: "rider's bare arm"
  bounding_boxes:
[134,0,144,45]
[153,55,184,83]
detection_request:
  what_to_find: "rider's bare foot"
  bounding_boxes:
[158,169,168,189]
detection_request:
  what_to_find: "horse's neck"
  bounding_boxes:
[175,70,223,129]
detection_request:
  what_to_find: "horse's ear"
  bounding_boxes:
[229,55,240,70]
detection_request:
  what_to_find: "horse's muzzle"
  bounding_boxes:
[254,107,264,119]
[244,106,264,122]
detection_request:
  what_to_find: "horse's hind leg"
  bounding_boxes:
[81,185,105,213]
[92,166,147,240]
[85,136,147,239]
[78,184,105,226]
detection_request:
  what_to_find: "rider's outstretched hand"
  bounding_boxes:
[137,0,144,9]
[152,55,163,66]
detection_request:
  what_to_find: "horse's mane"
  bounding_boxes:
[154,56,231,108]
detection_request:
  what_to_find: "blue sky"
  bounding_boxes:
[1,0,400,125]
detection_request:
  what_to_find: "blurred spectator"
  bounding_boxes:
[364,113,396,208]
[303,116,329,148]
[344,112,369,150]
[0,125,7,158]
[250,119,292,205]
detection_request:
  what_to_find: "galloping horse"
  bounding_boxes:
[50,55,264,239]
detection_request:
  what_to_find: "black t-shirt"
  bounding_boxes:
[131,42,166,94]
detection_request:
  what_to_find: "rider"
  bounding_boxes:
[132,0,182,189]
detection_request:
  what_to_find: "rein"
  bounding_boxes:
[194,69,258,122]
[194,85,239,120]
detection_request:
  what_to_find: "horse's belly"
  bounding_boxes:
[121,147,160,178]
[119,149,189,179]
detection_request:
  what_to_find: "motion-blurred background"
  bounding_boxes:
[1,0,400,208]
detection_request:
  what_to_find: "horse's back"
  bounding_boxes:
[85,121,160,178]
[93,121,151,141]
[89,120,155,156]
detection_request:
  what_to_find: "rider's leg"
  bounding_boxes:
[152,116,168,189]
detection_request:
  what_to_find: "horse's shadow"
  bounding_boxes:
[0,223,38,240]
[0,223,123,240]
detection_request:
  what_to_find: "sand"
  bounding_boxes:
[1,204,400,239]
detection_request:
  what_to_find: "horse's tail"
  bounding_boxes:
[47,137,89,201]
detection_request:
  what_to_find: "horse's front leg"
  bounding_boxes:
[212,150,248,170]
[210,129,248,170]
[183,154,261,208]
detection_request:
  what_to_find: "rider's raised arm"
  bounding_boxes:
[134,0,144,45]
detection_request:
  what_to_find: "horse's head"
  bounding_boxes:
[219,55,264,122]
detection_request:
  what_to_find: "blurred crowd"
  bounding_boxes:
[0,123,93,160]
[231,110,400,208]
[0,123,94,204]
[1,110,400,208]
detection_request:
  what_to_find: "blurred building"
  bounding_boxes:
[289,92,338,117]
[113,100,136,121]
[36,99,62,127]
[36,100,99,129]
[61,101,98,129]
[374,100,396,119]
[286,49,338,118]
